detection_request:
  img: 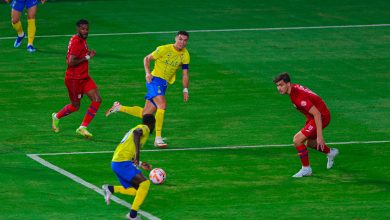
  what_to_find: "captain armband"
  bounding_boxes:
[182,64,189,70]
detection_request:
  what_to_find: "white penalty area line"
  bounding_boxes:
[26,154,161,220]
[32,140,390,156]
[1,23,389,40]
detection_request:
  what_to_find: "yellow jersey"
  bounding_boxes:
[112,124,150,162]
[151,44,190,84]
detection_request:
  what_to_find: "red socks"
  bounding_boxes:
[56,104,79,119]
[81,101,101,127]
[295,144,310,167]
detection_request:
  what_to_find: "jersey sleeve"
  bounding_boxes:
[181,50,190,70]
[151,45,166,60]
[69,39,83,57]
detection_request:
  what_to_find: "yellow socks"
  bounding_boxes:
[119,106,143,118]
[27,19,36,45]
[114,185,136,196]
[131,180,150,211]
[12,21,24,36]
[155,108,165,137]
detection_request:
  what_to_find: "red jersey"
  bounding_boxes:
[65,34,89,79]
[289,84,330,120]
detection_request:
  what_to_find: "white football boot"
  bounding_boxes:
[105,101,121,117]
[327,148,339,169]
[101,184,112,205]
[154,137,168,148]
[292,166,312,178]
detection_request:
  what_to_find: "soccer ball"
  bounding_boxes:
[149,168,166,185]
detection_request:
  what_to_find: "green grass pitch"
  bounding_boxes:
[0,0,389,219]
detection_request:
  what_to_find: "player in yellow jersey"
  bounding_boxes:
[102,114,155,220]
[106,31,190,148]
[6,0,46,52]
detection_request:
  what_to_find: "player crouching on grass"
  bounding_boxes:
[273,72,339,178]
[102,114,155,220]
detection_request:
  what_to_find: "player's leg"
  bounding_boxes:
[105,101,144,118]
[52,79,81,132]
[10,2,25,48]
[109,162,149,219]
[292,131,312,178]
[76,78,101,138]
[143,77,168,147]
[26,2,38,52]
[127,173,150,220]
[151,95,167,148]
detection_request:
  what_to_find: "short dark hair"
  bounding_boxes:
[142,114,156,133]
[177,30,189,38]
[76,19,89,27]
[273,72,291,83]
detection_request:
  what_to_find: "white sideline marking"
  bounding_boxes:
[1,24,389,40]
[26,154,160,220]
[33,140,390,156]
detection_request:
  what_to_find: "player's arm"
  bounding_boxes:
[308,106,325,150]
[41,0,47,4]
[68,50,95,67]
[132,128,152,170]
[144,53,155,83]
[132,128,143,166]
[182,68,189,102]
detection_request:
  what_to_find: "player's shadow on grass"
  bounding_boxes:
[310,167,390,187]
[38,48,67,56]
[58,133,119,145]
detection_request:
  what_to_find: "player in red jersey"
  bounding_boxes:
[51,19,101,138]
[273,72,339,177]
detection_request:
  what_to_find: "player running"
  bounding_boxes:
[51,19,101,138]
[6,0,47,52]
[106,31,190,148]
[102,114,155,220]
[273,72,339,178]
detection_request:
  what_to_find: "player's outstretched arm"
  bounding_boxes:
[132,128,143,166]
[309,106,325,150]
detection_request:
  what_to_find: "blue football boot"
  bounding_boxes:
[14,33,25,48]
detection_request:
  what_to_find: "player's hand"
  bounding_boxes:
[183,91,189,102]
[316,136,325,151]
[88,50,96,59]
[145,73,153,83]
[41,0,46,4]
[140,162,152,171]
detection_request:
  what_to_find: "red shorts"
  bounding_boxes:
[301,114,331,139]
[65,77,97,102]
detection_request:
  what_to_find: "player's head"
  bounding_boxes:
[273,72,291,95]
[76,19,89,39]
[142,114,156,133]
[174,31,189,51]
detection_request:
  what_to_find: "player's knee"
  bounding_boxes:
[140,180,150,191]
[11,18,20,24]
[94,96,102,103]
[71,102,81,110]
[293,135,303,146]
[157,103,166,109]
